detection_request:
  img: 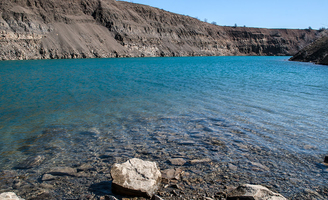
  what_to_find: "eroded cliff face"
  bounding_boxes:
[0,0,320,60]
[289,32,328,65]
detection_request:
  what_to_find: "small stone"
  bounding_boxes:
[77,171,90,177]
[162,168,183,180]
[227,184,287,200]
[15,155,45,169]
[290,178,301,184]
[152,195,164,200]
[0,192,24,200]
[77,163,95,171]
[40,183,54,189]
[178,141,195,145]
[303,145,316,150]
[42,174,56,181]
[249,162,270,171]
[189,158,211,164]
[111,158,161,198]
[47,167,77,176]
[228,164,238,171]
[99,195,119,200]
[168,158,186,166]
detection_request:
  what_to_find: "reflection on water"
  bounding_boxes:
[0,56,327,198]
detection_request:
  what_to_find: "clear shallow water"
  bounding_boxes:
[0,56,328,198]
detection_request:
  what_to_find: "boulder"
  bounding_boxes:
[0,192,24,200]
[111,158,161,198]
[227,184,287,200]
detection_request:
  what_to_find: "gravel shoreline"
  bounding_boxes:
[1,116,327,199]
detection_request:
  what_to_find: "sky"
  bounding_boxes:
[124,0,328,30]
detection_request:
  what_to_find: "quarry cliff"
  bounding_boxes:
[289,32,328,66]
[0,0,321,60]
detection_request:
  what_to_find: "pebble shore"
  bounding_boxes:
[0,116,327,199]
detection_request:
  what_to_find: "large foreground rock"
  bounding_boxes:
[111,158,161,198]
[0,192,24,200]
[227,184,287,200]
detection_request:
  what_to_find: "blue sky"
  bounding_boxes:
[125,0,328,29]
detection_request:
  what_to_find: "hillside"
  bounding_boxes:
[289,33,328,65]
[0,0,320,60]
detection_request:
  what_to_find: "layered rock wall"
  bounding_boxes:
[0,0,320,60]
[289,32,328,65]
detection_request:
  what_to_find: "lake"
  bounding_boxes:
[0,56,327,199]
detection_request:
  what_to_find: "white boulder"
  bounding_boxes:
[111,158,161,198]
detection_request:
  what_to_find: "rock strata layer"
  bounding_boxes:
[289,33,328,65]
[227,184,287,200]
[0,0,319,60]
[110,158,161,198]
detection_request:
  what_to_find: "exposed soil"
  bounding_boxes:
[0,0,321,60]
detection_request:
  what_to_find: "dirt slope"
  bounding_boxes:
[0,0,320,60]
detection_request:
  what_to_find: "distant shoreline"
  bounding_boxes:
[0,0,319,61]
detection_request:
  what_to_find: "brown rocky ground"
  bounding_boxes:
[289,31,328,65]
[0,0,321,60]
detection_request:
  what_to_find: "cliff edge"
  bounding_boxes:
[0,0,320,60]
[289,32,328,65]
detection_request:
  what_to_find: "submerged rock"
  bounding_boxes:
[0,192,24,200]
[99,195,119,200]
[189,158,212,164]
[111,158,161,198]
[161,168,183,180]
[42,174,56,181]
[47,167,77,176]
[249,162,270,171]
[228,163,238,171]
[227,184,287,200]
[168,158,186,166]
[15,155,45,169]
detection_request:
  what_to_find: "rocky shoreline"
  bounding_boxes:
[0,0,320,61]
[0,118,327,200]
[1,155,328,200]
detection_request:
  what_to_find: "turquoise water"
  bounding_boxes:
[0,56,328,196]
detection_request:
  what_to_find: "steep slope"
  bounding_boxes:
[0,0,320,60]
[289,33,328,65]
